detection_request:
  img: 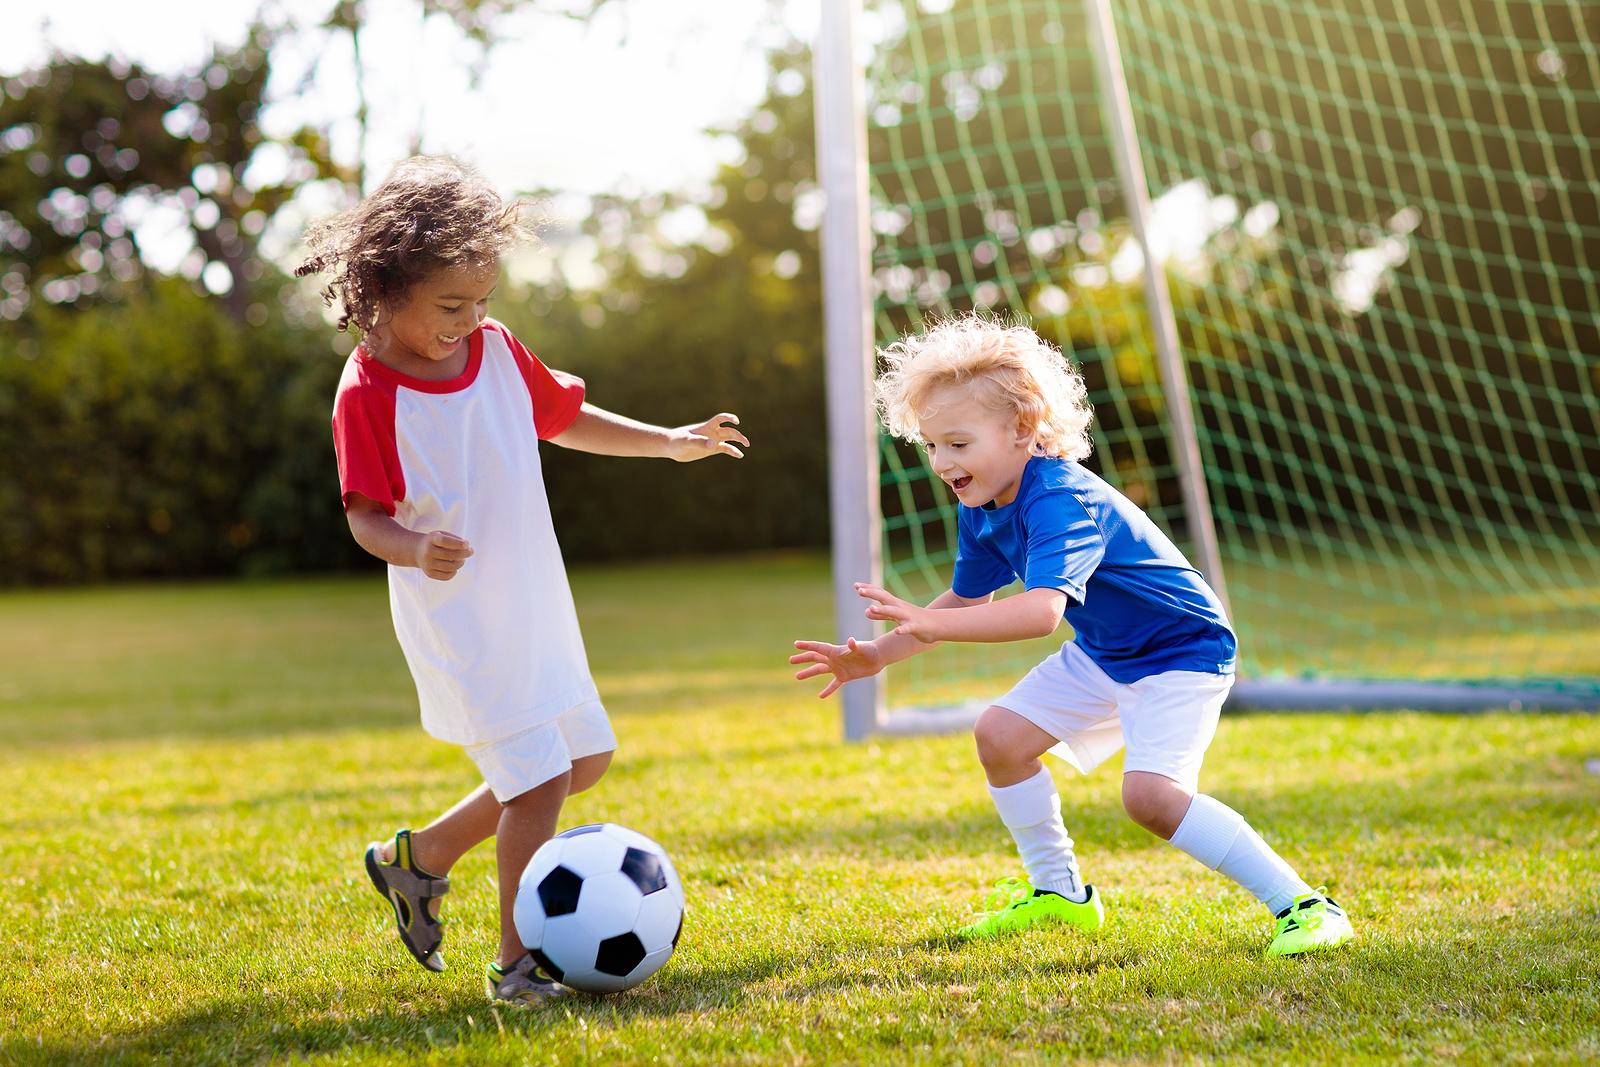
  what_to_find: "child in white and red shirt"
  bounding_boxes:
[298,155,748,1006]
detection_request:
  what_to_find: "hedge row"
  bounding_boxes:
[0,268,829,586]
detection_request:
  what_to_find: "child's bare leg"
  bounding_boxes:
[404,785,501,871]
[974,706,1057,786]
[1120,771,1193,839]
[404,750,610,871]
[974,707,1087,900]
[376,785,500,921]
[568,751,613,796]
[1135,771,1313,915]
[488,754,611,966]
[495,770,573,967]
[383,752,610,939]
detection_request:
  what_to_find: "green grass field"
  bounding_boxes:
[3,554,1598,1065]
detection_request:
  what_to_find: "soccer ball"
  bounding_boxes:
[513,823,685,994]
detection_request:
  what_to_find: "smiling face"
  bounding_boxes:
[366,260,499,378]
[916,382,1036,507]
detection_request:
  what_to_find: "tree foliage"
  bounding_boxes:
[0,23,829,584]
[0,27,343,323]
[496,41,828,559]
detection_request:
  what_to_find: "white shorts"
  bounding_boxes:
[994,642,1233,793]
[463,701,617,803]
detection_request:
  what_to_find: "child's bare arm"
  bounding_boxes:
[791,587,992,699]
[345,495,474,581]
[857,583,1066,645]
[869,587,992,663]
[550,404,749,462]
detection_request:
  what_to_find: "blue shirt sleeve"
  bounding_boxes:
[1022,488,1104,604]
[951,509,1016,599]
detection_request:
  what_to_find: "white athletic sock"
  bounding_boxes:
[987,766,1088,902]
[1167,793,1313,915]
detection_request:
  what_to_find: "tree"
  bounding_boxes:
[0,1,624,325]
[0,25,345,323]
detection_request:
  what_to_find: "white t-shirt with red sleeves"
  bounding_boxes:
[331,318,603,746]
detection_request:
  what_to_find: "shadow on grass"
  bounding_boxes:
[10,931,1154,1065]
[11,943,823,1065]
[900,929,1147,973]
[13,901,1596,1065]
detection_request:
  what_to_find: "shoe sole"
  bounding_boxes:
[956,907,1104,940]
[488,986,568,1007]
[1268,927,1355,958]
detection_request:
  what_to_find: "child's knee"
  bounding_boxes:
[569,751,613,795]
[973,707,1030,772]
[1121,772,1190,838]
[501,769,572,807]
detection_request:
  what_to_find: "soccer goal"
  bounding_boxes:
[814,0,1600,738]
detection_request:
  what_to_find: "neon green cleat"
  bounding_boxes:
[955,877,1105,940]
[1267,889,1354,957]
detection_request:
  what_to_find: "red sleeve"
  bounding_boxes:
[331,360,404,515]
[484,319,585,439]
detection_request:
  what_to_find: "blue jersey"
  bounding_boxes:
[951,456,1236,682]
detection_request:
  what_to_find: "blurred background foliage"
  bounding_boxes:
[0,0,1247,586]
[0,4,828,585]
[3,0,1592,586]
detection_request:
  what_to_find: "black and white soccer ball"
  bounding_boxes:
[513,823,685,994]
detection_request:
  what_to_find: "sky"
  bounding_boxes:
[1,0,818,196]
[2,0,821,282]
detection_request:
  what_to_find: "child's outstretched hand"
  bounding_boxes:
[855,582,940,642]
[790,637,885,699]
[668,413,749,462]
[414,530,473,581]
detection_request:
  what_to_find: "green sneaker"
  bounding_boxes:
[1267,889,1354,958]
[955,877,1105,940]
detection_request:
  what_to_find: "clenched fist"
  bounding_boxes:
[413,530,473,580]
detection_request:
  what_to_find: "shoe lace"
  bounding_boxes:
[982,876,1035,913]
[1283,886,1330,933]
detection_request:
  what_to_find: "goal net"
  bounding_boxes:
[853,0,1599,715]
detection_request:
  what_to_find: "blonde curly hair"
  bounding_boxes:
[874,315,1094,460]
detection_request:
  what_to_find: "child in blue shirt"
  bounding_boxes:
[792,316,1352,957]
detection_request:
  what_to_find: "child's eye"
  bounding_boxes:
[951,443,966,449]
[440,304,462,313]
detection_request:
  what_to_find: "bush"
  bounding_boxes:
[496,253,829,562]
[0,259,830,586]
[0,278,365,584]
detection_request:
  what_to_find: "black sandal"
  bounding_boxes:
[364,829,450,972]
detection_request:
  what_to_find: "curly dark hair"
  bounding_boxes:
[296,155,534,333]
